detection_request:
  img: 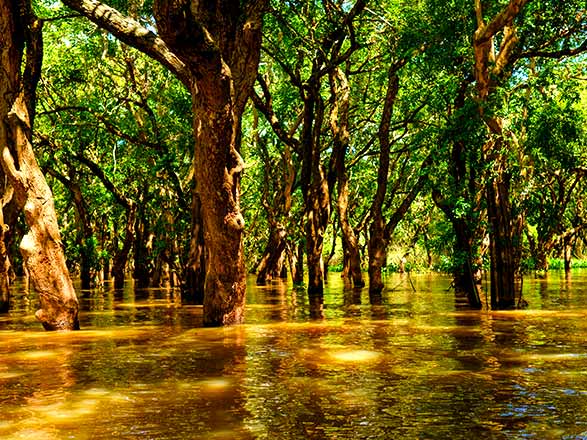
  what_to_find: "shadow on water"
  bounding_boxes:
[3,271,587,438]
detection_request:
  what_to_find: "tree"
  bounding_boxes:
[0,0,79,329]
[61,0,268,325]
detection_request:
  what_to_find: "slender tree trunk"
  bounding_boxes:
[184,190,205,304]
[288,241,304,285]
[368,218,387,296]
[0,204,10,313]
[563,236,573,274]
[330,67,364,288]
[112,203,136,289]
[133,206,151,288]
[534,247,550,276]
[453,221,483,308]
[256,224,287,285]
[301,82,330,296]
[0,0,79,329]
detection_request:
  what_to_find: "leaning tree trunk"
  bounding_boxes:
[0,2,79,330]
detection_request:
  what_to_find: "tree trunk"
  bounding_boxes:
[487,173,523,309]
[112,203,136,289]
[329,67,364,288]
[564,236,573,274]
[0,1,79,330]
[132,206,151,288]
[256,224,287,285]
[368,218,387,297]
[452,221,483,309]
[0,204,11,313]
[473,0,529,310]
[184,190,205,304]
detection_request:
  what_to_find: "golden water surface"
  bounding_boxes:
[1,272,587,439]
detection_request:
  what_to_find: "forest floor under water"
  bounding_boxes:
[2,271,587,439]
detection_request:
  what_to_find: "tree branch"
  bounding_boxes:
[60,0,192,87]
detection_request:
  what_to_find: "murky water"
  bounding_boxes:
[2,272,587,439]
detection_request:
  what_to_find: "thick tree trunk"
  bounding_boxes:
[192,87,247,325]
[0,3,79,330]
[60,0,267,326]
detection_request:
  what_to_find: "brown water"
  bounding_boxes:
[2,272,587,439]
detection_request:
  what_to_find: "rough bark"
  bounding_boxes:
[0,0,79,330]
[159,0,266,325]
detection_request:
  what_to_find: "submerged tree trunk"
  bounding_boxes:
[256,224,287,285]
[112,203,136,289]
[132,203,151,289]
[0,202,10,313]
[184,191,205,304]
[0,0,79,330]
[487,172,523,308]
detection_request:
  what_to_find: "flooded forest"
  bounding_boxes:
[1,0,587,438]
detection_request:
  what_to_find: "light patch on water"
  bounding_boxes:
[116,301,180,309]
[328,349,382,363]
[13,350,63,361]
[199,378,234,392]
[42,400,98,423]
[0,371,25,379]
[506,352,587,363]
